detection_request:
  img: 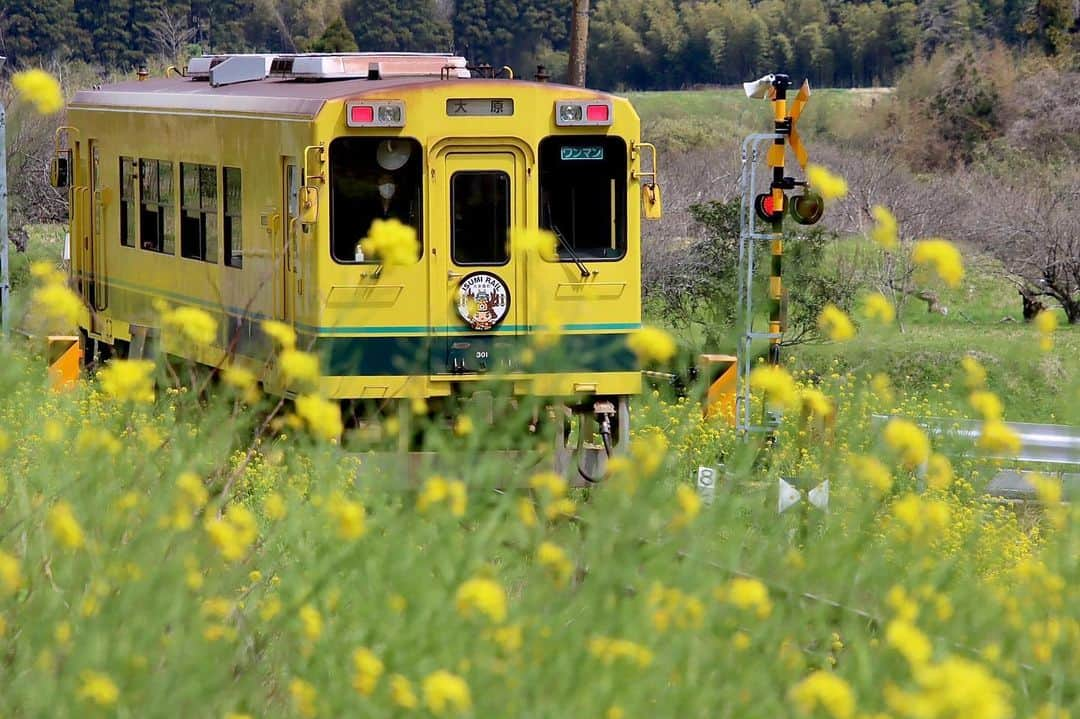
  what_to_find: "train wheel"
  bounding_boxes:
[553,397,630,486]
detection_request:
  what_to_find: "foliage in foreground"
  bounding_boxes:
[1,332,1079,718]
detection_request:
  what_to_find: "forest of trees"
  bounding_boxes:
[0,0,1077,89]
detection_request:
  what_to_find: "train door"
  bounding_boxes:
[430,150,524,374]
[278,158,300,326]
[71,141,91,303]
[88,140,107,310]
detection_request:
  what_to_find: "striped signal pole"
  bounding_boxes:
[767,75,791,364]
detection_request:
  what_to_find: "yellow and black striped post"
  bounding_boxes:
[767,75,791,364]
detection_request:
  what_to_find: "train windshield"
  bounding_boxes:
[539,136,627,261]
[329,137,423,263]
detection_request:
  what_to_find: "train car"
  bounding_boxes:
[54,52,663,470]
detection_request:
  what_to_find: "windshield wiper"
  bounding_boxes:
[550,222,591,278]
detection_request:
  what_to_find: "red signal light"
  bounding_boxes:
[754,193,782,222]
[350,105,374,124]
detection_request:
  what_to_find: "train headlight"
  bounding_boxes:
[555,101,613,127]
[378,104,402,124]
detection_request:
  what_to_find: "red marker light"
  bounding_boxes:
[350,105,374,124]
[762,196,775,215]
[586,104,610,122]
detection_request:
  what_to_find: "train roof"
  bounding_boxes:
[69,53,621,119]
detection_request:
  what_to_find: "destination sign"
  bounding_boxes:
[560,145,605,161]
[446,98,515,116]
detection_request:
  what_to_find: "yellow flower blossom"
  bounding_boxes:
[1028,473,1062,505]
[13,69,64,114]
[789,670,855,719]
[204,504,258,561]
[887,619,933,667]
[961,356,986,389]
[289,678,318,719]
[862,292,896,324]
[800,387,833,417]
[532,309,563,349]
[77,671,119,707]
[223,365,260,404]
[351,647,385,696]
[511,227,557,257]
[670,485,702,530]
[1035,310,1057,352]
[98,360,156,403]
[806,164,848,200]
[869,205,899,250]
[537,541,573,588]
[262,319,296,350]
[818,304,856,341]
[885,657,1010,719]
[294,394,342,441]
[883,418,930,468]
[912,238,964,288]
[422,670,472,715]
[417,476,467,517]
[48,501,86,549]
[891,494,951,541]
[849,454,893,495]
[716,577,773,619]
[455,576,508,624]
[263,492,287,521]
[490,623,524,653]
[390,674,419,708]
[0,550,24,595]
[627,326,677,364]
[588,636,654,667]
[517,497,539,527]
[969,390,1003,421]
[279,349,320,387]
[529,471,567,498]
[454,415,474,437]
[926,454,953,491]
[32,282,82,327]
[299,604,323,642]
[359,218,419,266]
[749,364,798,408]
[162,306,217,345]
[326,495,367,540]
[978,420,1021,455]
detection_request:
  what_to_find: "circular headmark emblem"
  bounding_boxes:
[456,272,510,331]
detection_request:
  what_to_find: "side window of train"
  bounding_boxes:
[180,163,219,264]
[329,137,423,264]
[451,171,510,266]
[538,136,627,261]
[139,159,175,254]
[223,167,242,268]
[119,156,137,248]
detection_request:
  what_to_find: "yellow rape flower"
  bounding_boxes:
[529,471,567,498]
[670,485,702,530]
[716,577,773,619]
[390,674,419,708]
[32,282,82,327]
[517,497,538,527]
[800,387,833,418]
[299,604,323,642]
[279,349,320,387]
[204,504,258,561]
[806,164,848,200]
[289,678,318,719]
[537,541,573,588]
[262,319,296,350]
[861,292,895,324]
[294,394,342,441]
[891,494,951,541]
[77,671,119,707]
[511,227,557,257]
[417,476,467,517]
[886,657,1010,719]
[0,550,24,595]
[48,501,86,549]
[978,420,1021,455]
[13,69,64,114]
[359,218,419,266]
[455,576,508,624]
[789,670,855,719]
[98,359,156,403]
[454,415,474,437]
[849,454,892,495]
[969,390,1003,421]
[869,205,898,250]
[422,670,472,715]
[326,495,367,540]
[587,636,653,667]
[162,306,217,345]
[627,326,677,364]
[883,418,930,468]
[263,492,287,521]
[1035,310,1057,352]
[749,364,798,408]
[961,356,986,389]
[886,619,933,667]
[818,304,856,342]
[912,238,964,288]
[351,647,385,696]
[926,454,953,491]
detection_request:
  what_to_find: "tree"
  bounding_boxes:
[309,16,358,52]
[343,0,451,52]
[453,0,491,62]
[0,0,76,64]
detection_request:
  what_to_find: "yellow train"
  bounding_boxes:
[55,52,662,464]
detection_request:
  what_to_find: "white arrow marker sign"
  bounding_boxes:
[778,479,829,514]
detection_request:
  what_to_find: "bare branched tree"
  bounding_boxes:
[150,6,198,66]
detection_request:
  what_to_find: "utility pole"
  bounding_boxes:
[568,0,589,87]
[1,55,9,339]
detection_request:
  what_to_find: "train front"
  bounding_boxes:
[310,69,658,463]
